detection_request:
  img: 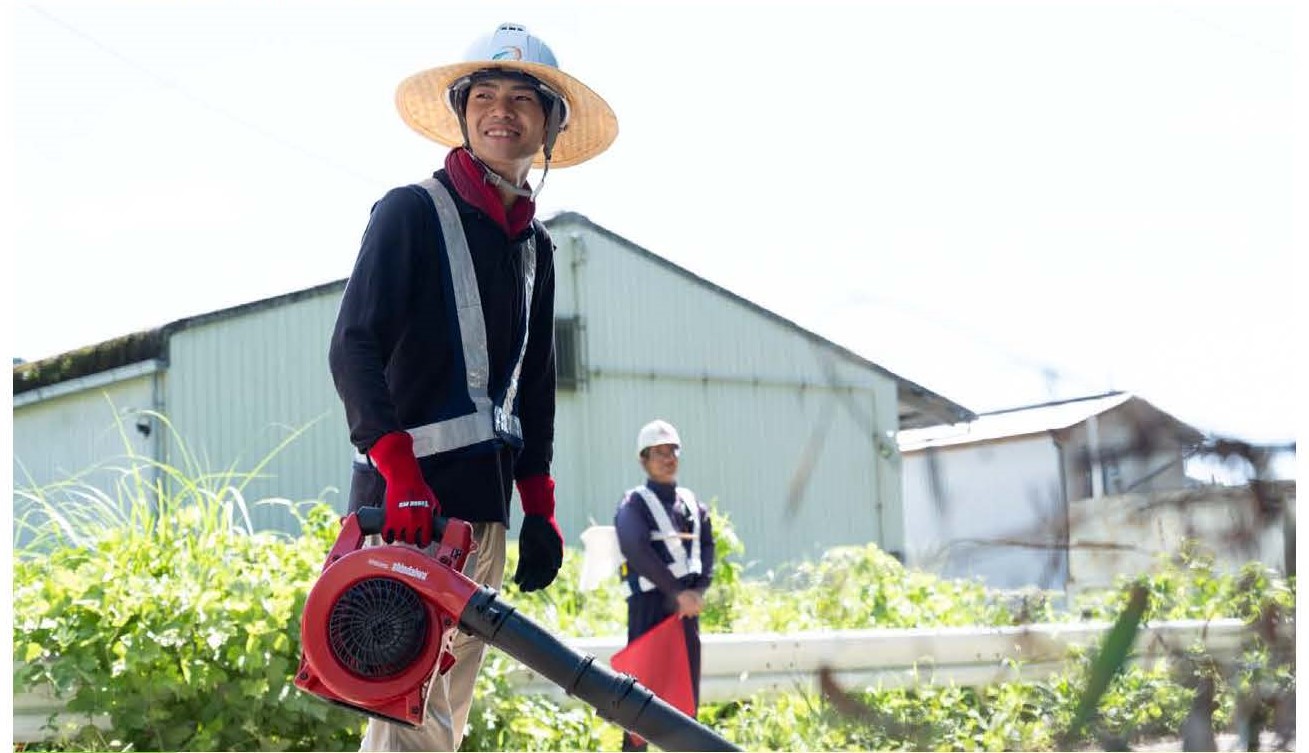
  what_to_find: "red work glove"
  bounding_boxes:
[368,431,440,548]
[514,475,564,592]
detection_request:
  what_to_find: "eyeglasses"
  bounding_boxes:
[645,446,681,460]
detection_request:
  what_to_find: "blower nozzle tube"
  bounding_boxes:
[459,588,740,752]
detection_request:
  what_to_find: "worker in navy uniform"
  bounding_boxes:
[614,419,715,752]
[328,21,617,753]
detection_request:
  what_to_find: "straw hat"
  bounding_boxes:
[395,23,618,168]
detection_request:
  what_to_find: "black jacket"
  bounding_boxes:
[329,170,556,525]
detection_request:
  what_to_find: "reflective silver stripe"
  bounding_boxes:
[498,235,535,436]
[352,179,538,463]
[620,560,693,597]
[352,412,498,464]
[681,488,703,576]
[623,486,702,595]
[637,487,702,577]
[421,178,492,400]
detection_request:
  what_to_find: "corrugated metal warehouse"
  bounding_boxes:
[13,212,973,570]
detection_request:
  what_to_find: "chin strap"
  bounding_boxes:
[464,149,540,200]
[465,148,552,202]
[531,160,551,202]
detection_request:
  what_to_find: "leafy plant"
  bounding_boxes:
[13,410,363,751]
[12,418,1295,751]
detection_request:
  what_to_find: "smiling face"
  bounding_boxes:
[640,444,680,485]
[463,76,546,184]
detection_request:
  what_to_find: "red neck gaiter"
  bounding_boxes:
[444,147,536,238]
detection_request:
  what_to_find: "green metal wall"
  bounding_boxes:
[16,219,906,571]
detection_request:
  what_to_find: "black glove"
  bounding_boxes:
[514,514,564,592]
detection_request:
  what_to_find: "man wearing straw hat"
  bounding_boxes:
[328,21,617,751]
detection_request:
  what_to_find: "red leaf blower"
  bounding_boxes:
[294,507,739,752]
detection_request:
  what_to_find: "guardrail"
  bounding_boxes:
[14,618,1249,742]
[509,618,1248,704]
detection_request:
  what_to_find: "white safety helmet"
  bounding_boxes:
[443,26,570,163]
[636,419,681,458]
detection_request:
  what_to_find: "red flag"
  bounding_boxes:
[610,615,696,747]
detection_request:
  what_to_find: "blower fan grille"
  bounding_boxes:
[328,577,431,679]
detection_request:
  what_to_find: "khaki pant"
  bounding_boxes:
[359,522,507,752]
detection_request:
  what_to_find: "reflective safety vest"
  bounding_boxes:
[354,177,536,465]
[620,486,703,598]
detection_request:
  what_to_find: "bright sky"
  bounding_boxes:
[7,1,1304,452]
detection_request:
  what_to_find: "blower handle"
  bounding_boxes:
[354,505,448,542]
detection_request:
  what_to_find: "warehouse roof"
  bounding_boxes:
[897,391,1205,452]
